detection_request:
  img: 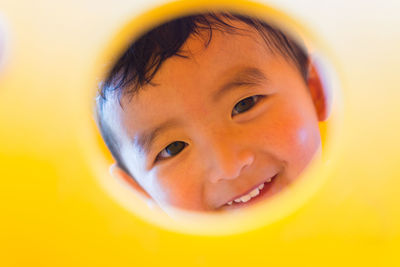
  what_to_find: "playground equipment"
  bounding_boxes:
[0,0,399,266]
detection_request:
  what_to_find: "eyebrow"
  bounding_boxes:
[133,67,267,154]
[212,67,268,102]
[133,119,182,154]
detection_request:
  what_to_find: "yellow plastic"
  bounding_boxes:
[0,0,399,266]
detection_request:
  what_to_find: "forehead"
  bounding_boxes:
[105,22,291,146]
[127,23,274,100]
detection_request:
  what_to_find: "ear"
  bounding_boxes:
[307,60,331,121]
[109,164,152,199]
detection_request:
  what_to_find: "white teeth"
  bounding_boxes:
[226,176,276,206]
[240,195,251,202]
[249,188,260,197]
[228,182,266,205]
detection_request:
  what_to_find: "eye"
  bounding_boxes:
[232,95,263,116]
[157,141,187,161]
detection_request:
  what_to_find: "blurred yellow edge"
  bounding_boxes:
[80,0,344,236]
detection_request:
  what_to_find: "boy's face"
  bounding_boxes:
[106,22,327,212]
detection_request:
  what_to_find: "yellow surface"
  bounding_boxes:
[1,0,399,266]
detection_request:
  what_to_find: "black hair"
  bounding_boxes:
[96,12,309,174]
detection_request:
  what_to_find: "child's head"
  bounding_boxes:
[96,12,329,212]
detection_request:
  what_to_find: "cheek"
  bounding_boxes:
[254,103,321,177]
[144,174,169,204]
[276,114,321,179]
[148,163,205,209]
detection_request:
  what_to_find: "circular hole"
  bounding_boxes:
[85,1,342,235]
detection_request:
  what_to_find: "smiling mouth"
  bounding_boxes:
[224,174,278,207]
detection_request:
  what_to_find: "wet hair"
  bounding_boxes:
[96,12,309,173]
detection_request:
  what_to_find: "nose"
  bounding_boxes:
[206,136,255,183]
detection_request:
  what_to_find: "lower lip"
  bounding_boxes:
[222,173,280,210]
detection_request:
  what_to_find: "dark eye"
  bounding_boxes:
[157,141,187,160]
[232,95,262,116]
